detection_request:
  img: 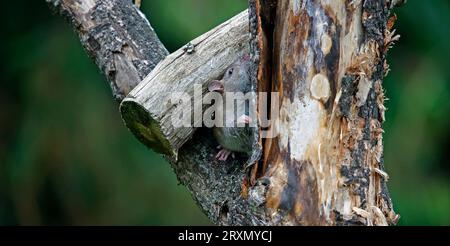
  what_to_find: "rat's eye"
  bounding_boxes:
[228,68,234,75]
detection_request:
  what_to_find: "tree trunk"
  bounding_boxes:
[249,0,400,225]
[48,0,401,225]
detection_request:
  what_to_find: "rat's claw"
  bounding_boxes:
[237,115,252,125]
[216,149,232,161]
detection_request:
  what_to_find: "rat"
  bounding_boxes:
[208,55,254,161]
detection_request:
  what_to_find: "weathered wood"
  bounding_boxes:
[250,0,399,225]
[49,0,402,226]
[120,10,250,158]
[46,0,168,101]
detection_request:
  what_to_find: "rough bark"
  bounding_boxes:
[48,0,401,225]
[120,10,250,158]
[249,0,401,225]
[46,0,168,101]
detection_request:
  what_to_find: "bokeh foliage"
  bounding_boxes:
[0,0,448,225]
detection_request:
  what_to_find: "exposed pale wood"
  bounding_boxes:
[250,0,399,225]
[120,10,250,158]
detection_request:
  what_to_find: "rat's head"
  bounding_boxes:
[208,55,251,94]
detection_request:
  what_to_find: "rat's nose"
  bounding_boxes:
[208,80,224,92]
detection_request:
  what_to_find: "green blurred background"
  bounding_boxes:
[0,0,448,225]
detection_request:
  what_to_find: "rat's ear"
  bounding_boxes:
[208,80,224,92]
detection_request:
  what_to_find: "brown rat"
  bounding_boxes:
[208,55,253,161]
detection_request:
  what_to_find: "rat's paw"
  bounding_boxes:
[237,115,252,126]
[215,146,235,161]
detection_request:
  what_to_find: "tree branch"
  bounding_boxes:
[120,10,250,158]
[46,0,168,101]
